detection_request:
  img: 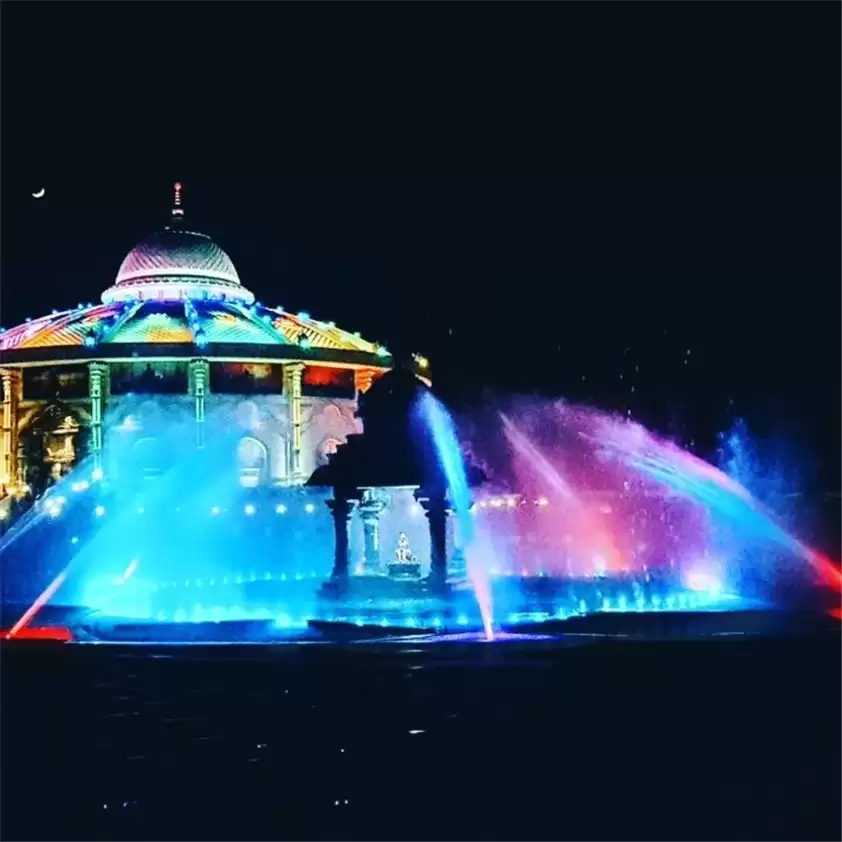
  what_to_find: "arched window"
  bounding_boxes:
[134,437,168,478]
[236,400,262,432]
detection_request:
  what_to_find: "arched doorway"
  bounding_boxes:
[133,436,170,480]
[237,436,269,488]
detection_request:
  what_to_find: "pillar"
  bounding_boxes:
[420,493,450,591]
[358,488,387,574]
[327,497,357,588]
[0,368,21,489]
[188,359,210,449]
[88,362,109,475]
[284,363,305,483]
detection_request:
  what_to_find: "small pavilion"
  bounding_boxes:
[308,360,485,596]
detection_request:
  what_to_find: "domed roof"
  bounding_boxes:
[101,183,252,305]
[0,183,398,373]
[115,228,241,287]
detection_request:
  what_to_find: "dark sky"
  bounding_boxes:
[1,2,839,482]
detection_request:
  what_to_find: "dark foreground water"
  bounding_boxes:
[2,633,840,841]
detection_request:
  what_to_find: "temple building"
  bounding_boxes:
[0,184,427,496]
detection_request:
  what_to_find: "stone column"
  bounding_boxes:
[188,359,210,449]
[284,363,305,483]
[327,497,357,588]
[0,368,21,489]
[420,493,450,591]
[87,362,109,475]
[358,488,387,575]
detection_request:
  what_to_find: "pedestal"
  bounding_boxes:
[387,560,422,580]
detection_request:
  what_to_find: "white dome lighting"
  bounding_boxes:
[101,183,254,306]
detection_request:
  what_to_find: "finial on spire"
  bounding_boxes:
[172,181,184,222]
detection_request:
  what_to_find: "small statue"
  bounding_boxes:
[395,532,413,563]
[387,532,421,580]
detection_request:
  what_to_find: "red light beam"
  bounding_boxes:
[4,570,69,640]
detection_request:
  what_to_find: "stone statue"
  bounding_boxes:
[387,532,422,579]
[395,532,412,562]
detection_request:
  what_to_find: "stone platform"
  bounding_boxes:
[315,574,484,622]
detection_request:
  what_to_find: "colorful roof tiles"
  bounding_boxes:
[0,300,384,360]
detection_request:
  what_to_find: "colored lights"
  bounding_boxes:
[44,500,63,518]
[684,568,723,594]
[1,373,828,648]
[1,626,73,642]
[1,295,384,355]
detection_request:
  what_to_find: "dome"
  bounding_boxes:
[0,183,392,371]
[101,184,252,305]
[115,229,241,287]
[102,227,252,306]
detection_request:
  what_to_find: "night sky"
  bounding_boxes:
[2,2,839,484]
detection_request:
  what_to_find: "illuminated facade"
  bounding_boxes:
[0,184,426,494]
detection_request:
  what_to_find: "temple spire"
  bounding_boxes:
[171,181,185,223]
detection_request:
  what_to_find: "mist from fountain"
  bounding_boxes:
[589,411,841,592]
[455,397,839,603]
[0,402,337,633]
[2,390,838,642]
[415,391,495,641]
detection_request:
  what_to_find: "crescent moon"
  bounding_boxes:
[32,188,46,199]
